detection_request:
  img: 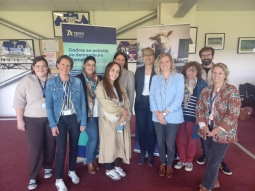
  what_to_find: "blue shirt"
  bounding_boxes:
[150,73,184,124]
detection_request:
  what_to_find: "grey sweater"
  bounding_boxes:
[13,74,52,118]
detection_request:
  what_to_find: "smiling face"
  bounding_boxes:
[159,55,172,73]
[186,66,198,80]
[212,66,226,85]
[84,60,96,76]
[114,54,126,68]
[57,58,72,76]
[143,51,154,65]
[109,64,120,84]
[32,60,48,78]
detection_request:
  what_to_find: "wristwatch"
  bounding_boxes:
[163,112,167,116]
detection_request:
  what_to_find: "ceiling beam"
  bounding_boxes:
[173,0,198,18]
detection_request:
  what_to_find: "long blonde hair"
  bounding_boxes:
[154,53,176,75]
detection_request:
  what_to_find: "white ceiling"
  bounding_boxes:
[0,0,254,12]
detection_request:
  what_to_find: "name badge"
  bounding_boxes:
[42,103,46,108]
[63,110,72,115]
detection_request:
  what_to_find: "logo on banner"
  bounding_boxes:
[66,30,73,36]
[66,29,85,38]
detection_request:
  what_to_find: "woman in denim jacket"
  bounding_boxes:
[46,55,87,191]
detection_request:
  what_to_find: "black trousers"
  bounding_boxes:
[55,114,80,179]
[104,158,121,170]
[24,117,56,180]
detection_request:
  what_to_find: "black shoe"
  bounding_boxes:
[220,161,232,175]
[138,155,145,165]
[148,157,154,167]
[197,154,206,165]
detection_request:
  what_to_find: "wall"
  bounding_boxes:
[159,4,255,87]
[1,6,255,116]
[0,11,157,116]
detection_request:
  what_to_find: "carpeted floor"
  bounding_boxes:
[0,119,254,191]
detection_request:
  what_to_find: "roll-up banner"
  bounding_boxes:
[62,23,116,160]
[134,24,190,155]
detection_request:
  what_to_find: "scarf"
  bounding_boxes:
[183,77,197,108]
[84,73,100,120]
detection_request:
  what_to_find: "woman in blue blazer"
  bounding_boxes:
[150,53,184,178]
[135,47,156,167]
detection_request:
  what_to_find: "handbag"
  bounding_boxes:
[239,107,249,120]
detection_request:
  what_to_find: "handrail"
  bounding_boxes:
[0,70,31,89]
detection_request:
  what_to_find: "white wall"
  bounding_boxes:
[1,7,255,116]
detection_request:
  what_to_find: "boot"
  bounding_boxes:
[87,163,96,174]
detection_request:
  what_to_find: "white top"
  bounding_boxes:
[91,97,99,117]
[142,75,150,95]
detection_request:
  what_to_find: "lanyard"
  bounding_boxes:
[209,90,218,114]
[37,76,47,98]
[63,81,70,105]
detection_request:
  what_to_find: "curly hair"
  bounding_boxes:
[154,53,176,75]
[211,63,229,82]
[181,61,202,80]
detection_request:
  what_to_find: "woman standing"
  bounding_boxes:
[46,55,86,191]
[174,61,207,172]
[135,47,156,166]
[76,56,101,174]
[113,52,134,114]
[150,53,184,178]
[96,62,131,181]
[197,63,241,191]
[13,56,55,190]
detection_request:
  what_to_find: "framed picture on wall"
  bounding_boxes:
[189,27,198,54]
[237,37,255,54]
[116,39,137,62]
[52,11,90,37]
[205,33,225,50]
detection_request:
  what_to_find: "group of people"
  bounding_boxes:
[13,46,241,191]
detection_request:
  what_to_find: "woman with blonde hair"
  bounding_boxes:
[150,53,184,178]
[197,63,241,191]
[135,47,156,166]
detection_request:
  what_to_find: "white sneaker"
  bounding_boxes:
[185,163,193,171]
[44,169,53,179]
[55,179,68,191]
[105,169,121,180]
[68,171,80,184]
[114,167,126,177]
[174,162,186,169]
[28,179,37,190]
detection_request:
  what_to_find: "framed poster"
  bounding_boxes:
[189,27,198,54]
[52,11,90,37]
[116,39,137,62]
[205,33,225,50]
[237,37,255,54]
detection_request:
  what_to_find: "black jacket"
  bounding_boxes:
[134,65,156,102]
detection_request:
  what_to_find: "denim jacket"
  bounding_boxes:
[46,74,87,128]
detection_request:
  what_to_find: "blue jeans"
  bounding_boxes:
[154,122,180,166]
[202,137,229,190]
[85,117,99,163]
[135,96,156,157]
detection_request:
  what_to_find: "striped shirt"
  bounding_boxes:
[181,85,198,123]
[61,81,76,116]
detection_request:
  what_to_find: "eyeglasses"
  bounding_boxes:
[186,68,197,73]
[143,54,153,57]
[201,54,212,58]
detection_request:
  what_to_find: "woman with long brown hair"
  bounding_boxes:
[96,62,131,181]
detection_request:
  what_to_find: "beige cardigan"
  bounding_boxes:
[119,68,135,114]
[96,81,131,164]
